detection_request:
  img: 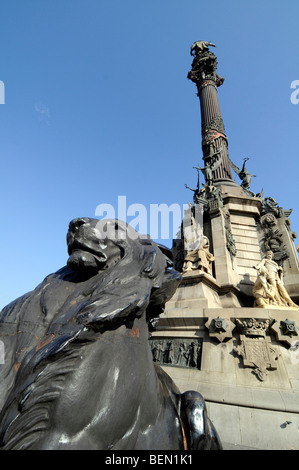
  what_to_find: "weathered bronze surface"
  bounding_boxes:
[0,218,222,450]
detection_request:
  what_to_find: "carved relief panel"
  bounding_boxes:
[150,337,202,370]
[233,318,279,381]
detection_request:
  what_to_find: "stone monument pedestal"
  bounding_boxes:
[151,186,299,449]
[151,299,299,449]
[151,41,299,449]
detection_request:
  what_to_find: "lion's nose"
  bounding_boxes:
[69,217,90,233]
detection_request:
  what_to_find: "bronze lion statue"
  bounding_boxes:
[0,218,222,450]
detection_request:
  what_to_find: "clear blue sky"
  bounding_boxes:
[0,0,298,309]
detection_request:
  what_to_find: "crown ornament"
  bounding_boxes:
[235,318,270,337]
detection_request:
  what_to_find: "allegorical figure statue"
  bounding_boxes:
[253,250,299,308]
[230,157,256,190]
[194,146,223,188]
[0,217,222,450]
[183,235,215,276]
[185,168,205,205]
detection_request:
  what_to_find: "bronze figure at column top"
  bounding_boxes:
[187,41,225,88]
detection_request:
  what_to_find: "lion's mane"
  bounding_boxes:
[0,219,181,449]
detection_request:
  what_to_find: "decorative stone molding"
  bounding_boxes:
[260,212,276,228]
[262,227,289,263]
[205,316,235,342]
[223,208,237,258]
[271,319,299,348]
[234,318,270,337]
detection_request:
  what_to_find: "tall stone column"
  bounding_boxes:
[188,41,233,184]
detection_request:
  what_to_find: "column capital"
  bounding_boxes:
[187,41,224,89]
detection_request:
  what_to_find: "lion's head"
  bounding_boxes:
[66,217,124,274]
[64,217,182,328]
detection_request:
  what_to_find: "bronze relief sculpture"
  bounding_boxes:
[0,218,221,450]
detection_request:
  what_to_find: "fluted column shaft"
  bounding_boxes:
[198,81,233,181]
[188,44,233,184]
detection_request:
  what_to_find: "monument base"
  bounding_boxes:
[151,298,299,450]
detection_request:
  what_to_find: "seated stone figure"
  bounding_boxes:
[0,218,222,450]
[183,235,215,275]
